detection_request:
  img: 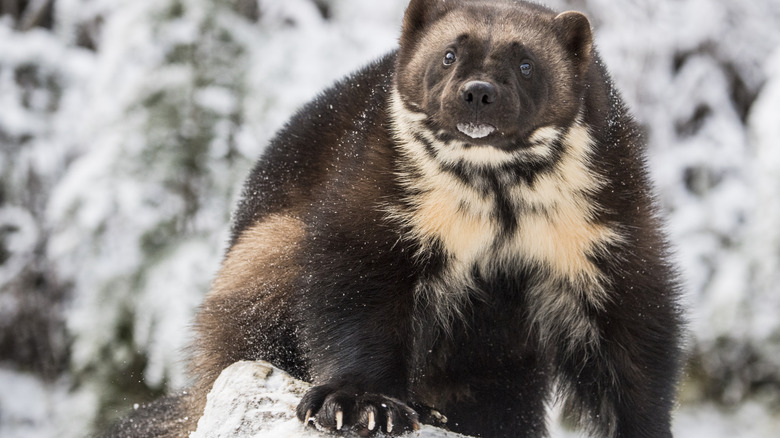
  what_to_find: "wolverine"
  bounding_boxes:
[103,1,684,437]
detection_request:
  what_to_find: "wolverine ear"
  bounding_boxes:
[554,11,593,76]
[400,0,452,49]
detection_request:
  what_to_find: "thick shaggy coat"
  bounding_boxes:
[104,1,684,437]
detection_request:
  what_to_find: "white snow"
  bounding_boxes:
[190,361,321,438]
[673,401,780,438]
[0,206,38,285]
[746,47,780,343]
[0,368,97,438]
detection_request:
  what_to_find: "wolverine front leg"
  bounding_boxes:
[441,356,551,438]
[560,293,683,438]
[293,240,420,435]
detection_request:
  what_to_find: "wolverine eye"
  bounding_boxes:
[520,61,533,78]
[443,50,457,66]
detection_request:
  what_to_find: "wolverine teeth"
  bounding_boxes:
[386,412,394,433]
[457,122,496,139]
[336,410,343,430]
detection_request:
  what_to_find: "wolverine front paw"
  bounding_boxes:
[296,384,419,436]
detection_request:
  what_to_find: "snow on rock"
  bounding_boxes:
[191,361,472,438]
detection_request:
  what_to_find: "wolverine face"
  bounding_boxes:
[396,0,593,152]
[425,29,547,146]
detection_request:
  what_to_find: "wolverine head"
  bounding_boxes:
[394,0,594,155]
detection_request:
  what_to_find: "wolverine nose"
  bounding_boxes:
[461,81,497,112]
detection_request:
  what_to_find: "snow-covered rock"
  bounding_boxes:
[191,361,471,438]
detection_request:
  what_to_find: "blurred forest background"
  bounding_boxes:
[1,0,780,436]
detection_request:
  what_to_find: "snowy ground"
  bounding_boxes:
[181,361,780,438]
[1,0,780,437]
